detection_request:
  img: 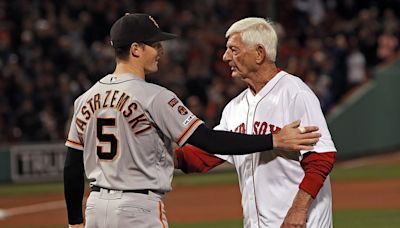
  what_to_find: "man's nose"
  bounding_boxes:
[222,50,230,62]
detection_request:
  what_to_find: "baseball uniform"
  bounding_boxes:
[213,70,336,228]
[66,73,203,228]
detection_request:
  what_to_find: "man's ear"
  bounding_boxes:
[255,44,266,64]
[130,42,142,57]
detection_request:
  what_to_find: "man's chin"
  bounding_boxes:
[231,72,242,78]
[145,66,158,74]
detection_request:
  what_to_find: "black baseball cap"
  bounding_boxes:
[110,13,177,48]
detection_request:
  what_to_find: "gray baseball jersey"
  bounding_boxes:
[65,73,202,193]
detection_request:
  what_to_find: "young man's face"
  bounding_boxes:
[223,33,258,79]
[143,42,163,74]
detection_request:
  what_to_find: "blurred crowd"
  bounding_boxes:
[0,0,399,144]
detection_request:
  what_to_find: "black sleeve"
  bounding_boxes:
[64,147,85,225]
[187,124,273,155]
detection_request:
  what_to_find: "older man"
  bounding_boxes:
[176,17,336,228]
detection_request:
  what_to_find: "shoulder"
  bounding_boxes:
[123,80,173,101]
[139,82,181,108]
[277,71,316,98]
[280,72,311,92]
[140,81,171,95]
[73,82,99,106]
[276,72,322,109]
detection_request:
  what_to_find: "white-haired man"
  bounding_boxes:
[176,17,336,228]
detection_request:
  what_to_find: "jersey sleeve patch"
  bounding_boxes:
[176,118,202,146]
[177,105,188,115]
[183,114,195,126]
[168,98,179,107]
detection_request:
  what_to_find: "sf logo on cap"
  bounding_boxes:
[149,16,159,28]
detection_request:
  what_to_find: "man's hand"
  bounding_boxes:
[69,224,84,228]
[281,206,308,228]
[281,189,313,228]
[273,120,320,151]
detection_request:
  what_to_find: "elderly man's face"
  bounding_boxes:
[223,33,258,79]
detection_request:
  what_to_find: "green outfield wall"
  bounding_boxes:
[328,58,400,159]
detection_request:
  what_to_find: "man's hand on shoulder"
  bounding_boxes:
[273,120,320,152]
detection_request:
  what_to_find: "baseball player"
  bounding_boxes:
[63,13,321,228]
[176,17,336,228]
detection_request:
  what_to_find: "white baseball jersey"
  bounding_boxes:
[66,73,202,192]
[215,71,336,228]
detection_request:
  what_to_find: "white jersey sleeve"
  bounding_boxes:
[148,89,203,146]
[212,105,233,163]
[289,90,336,155]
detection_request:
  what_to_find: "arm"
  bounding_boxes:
[175,120,321,173]
[149,90,319,154]
[281,189,312,228]
[64,147,85,226]
[299,152,336,198]
[281,152,336,228]
[175,144,225,173]
[187,120,320,155]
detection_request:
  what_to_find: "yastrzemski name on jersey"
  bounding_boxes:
[74,89,151,140]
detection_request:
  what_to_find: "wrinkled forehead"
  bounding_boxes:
[226,33,245,47]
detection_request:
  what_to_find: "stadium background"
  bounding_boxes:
[0,0,400,227]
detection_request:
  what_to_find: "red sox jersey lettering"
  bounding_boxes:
[233,122,281,135]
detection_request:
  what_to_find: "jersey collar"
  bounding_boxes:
[246,70,287,103]
[100,73,144,84]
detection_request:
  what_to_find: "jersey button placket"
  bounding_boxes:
[247,100,256,135]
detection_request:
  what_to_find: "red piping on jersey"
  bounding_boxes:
[246,71,285,227]
[176,118,200,145]
[251,154,262,227]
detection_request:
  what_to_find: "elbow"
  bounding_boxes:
[63,164,84,183]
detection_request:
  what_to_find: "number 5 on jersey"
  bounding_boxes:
[97,118,118,160]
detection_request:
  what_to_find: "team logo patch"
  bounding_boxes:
[168,98,178,107]
[177,105,188,115]
[183,114,195,126]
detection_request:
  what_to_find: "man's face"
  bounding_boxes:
[142,42,164,74]
[223,33,257,79]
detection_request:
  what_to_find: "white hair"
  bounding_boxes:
[226,17,278,62]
